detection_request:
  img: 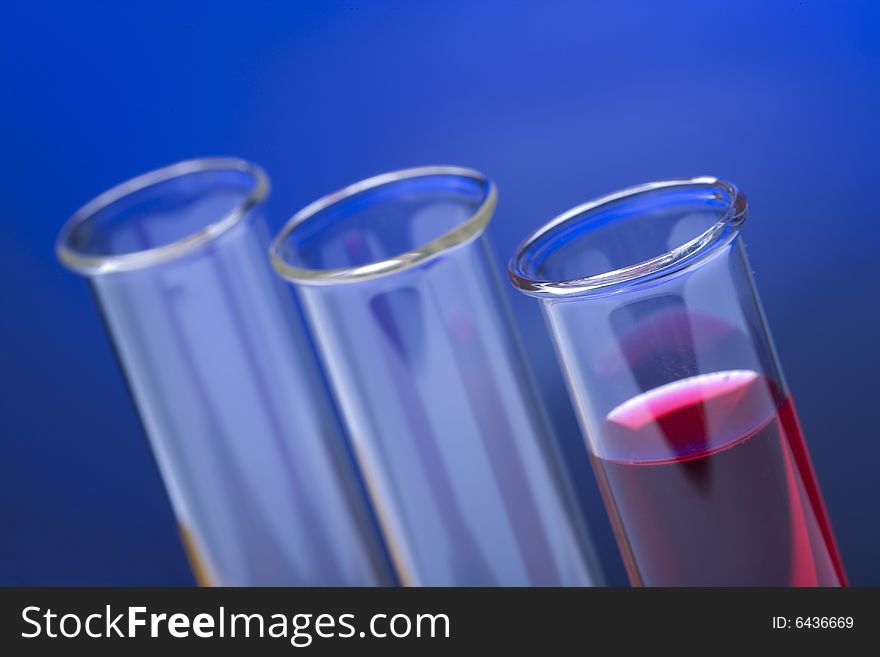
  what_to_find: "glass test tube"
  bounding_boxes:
[509,177,847,586]
[270,166,600,586]
[56,158,392,586]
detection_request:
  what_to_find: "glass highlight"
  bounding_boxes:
[271,166,600,586]
[510,177,846,586]
[56,158,392,586]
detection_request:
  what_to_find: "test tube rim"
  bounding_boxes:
[56,157,270,277]
[507,176,748,300]
[269,165,497,286]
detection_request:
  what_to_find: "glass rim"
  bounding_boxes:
[508,176,748,299]
[56,157,270,276]
[269,165,497,286]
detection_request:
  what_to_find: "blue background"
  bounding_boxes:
[2,0,878,585]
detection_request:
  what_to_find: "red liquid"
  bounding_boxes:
[592,371,846,586]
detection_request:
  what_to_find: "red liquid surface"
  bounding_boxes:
[592,371,846,586]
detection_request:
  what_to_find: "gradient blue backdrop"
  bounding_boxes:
[2,0,878,585]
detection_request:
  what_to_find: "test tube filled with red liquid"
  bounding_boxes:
[509,178,846,586]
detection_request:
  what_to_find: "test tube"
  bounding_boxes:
[509,177,847,586]
[270,166,600,586]
[56,158,392,586]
